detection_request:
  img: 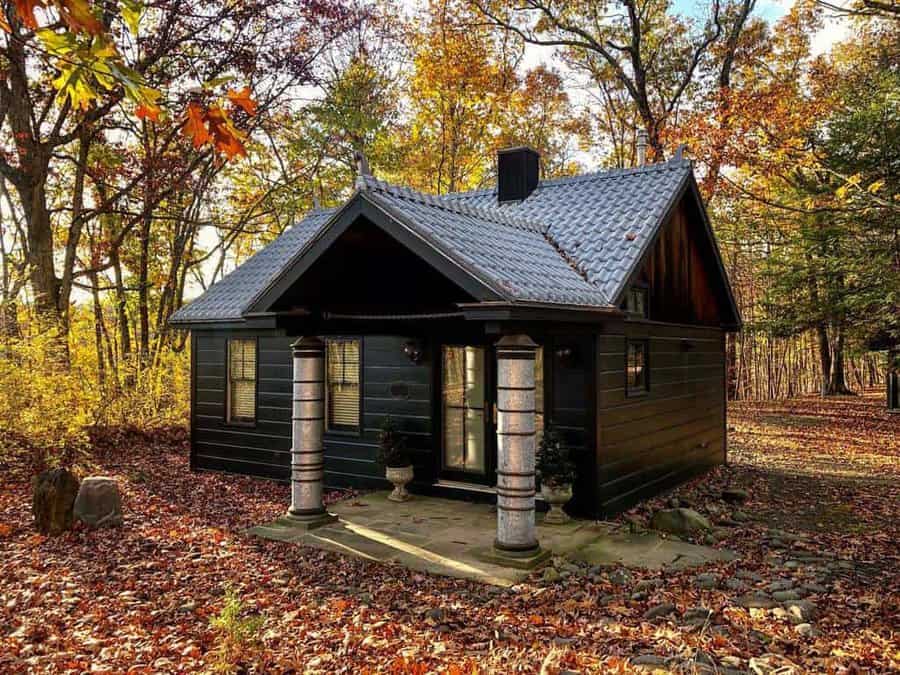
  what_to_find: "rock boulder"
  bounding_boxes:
[32,468,80,536]
[650,508,711,536]
[73,476,123,528]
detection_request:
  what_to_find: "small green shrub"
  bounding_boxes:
[376,416,410,468]
[536,427,576,487]
[208,586,264,673]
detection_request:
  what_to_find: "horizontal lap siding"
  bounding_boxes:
[596,323,725,516]
[324,335,432,490]
[192,331,293,480]
[192,332,432,489]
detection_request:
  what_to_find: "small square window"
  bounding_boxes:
[626,340,649,396]
[625,286,649,318]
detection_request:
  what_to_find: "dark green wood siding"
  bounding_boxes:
[191,331,430,490]
[192,329,293,480]
[595,321,725,516]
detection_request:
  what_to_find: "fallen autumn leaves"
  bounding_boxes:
[0,392,897,673]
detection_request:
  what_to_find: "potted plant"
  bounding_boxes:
[536,427,576,524]
[378,417,413,502]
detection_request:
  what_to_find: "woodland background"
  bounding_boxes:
[0,0,897,467]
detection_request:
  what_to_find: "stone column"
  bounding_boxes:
[286,336,336,528]
[494,334,541,557]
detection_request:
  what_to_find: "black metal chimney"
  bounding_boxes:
[497,146,540,203]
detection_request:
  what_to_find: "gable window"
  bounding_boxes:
[626,340,649,396]
[625,286,649,318]
[326,338,361,432]
[227,338,257,424]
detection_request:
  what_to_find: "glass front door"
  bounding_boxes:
[441,345,488,478]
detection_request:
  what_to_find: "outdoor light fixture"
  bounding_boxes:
[555,346,578,367]
[402,340,424,364]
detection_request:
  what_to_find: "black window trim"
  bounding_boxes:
[225,336,258,428]
[325,336,363,437]
[625,338,650,398]
[624,283,650,319]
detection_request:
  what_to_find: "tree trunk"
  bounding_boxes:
[89,270,106,387]
[823,325,854,395]
[816,322,832,396]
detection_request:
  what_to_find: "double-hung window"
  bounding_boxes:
[227,339,257,423]
[326,338,361,432]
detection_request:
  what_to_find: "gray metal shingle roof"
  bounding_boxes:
[442,160,692,303]
[169,209,333,323]
[170,160,692,324]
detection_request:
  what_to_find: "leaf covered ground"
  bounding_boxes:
[1,393,897,673]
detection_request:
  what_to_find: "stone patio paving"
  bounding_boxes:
[248,492,735,586]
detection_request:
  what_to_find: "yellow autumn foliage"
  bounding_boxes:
[0,309,189,471]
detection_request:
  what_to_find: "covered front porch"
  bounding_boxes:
[248,491,735,586]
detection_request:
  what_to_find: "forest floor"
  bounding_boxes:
[1,392,897,673]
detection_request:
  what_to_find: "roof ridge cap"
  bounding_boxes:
[363,174,547,233]
[441,159,692,199]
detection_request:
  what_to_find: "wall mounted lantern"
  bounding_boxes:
[403,340,424,364]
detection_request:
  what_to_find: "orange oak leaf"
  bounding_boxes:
[226,87,258,116]
[205,105,247,159]
[182,102,211,149]
[135,102,161,122]
[56,0,103,34]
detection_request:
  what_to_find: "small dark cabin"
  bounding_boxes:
[171,148,742,518]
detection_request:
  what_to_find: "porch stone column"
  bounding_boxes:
[494,334,541,557]
[286,337,336,528]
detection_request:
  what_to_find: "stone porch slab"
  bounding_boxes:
[249,492,736,587]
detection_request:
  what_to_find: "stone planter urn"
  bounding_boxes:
[541,482,572,524]
[386,465,414,502]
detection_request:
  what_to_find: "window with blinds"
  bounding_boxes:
[227,339,257,424]
[326,338,361,432]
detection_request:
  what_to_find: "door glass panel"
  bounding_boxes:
[442,346,486,474]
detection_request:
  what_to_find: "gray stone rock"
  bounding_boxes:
[32,468,80,536]
[773,590,800,602]
[722,487,749,504]
[694,573,720,589]
[632,654,668,667]
[608,569,632,586]
[794,623,818,637]
[784,599,816,622]
[767,579,794,592]
[802,582,827,595]
[542,567,561,583]
[732,510,752,522]
[73,476,123,528]
[643,602,676,620]
[725,578,748,592]
[425,607,445,622]
[683,607,714,626]
[634,579,662,592]
[737,593,777,610]
[650,508,711,536]
[736,569,763,582]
